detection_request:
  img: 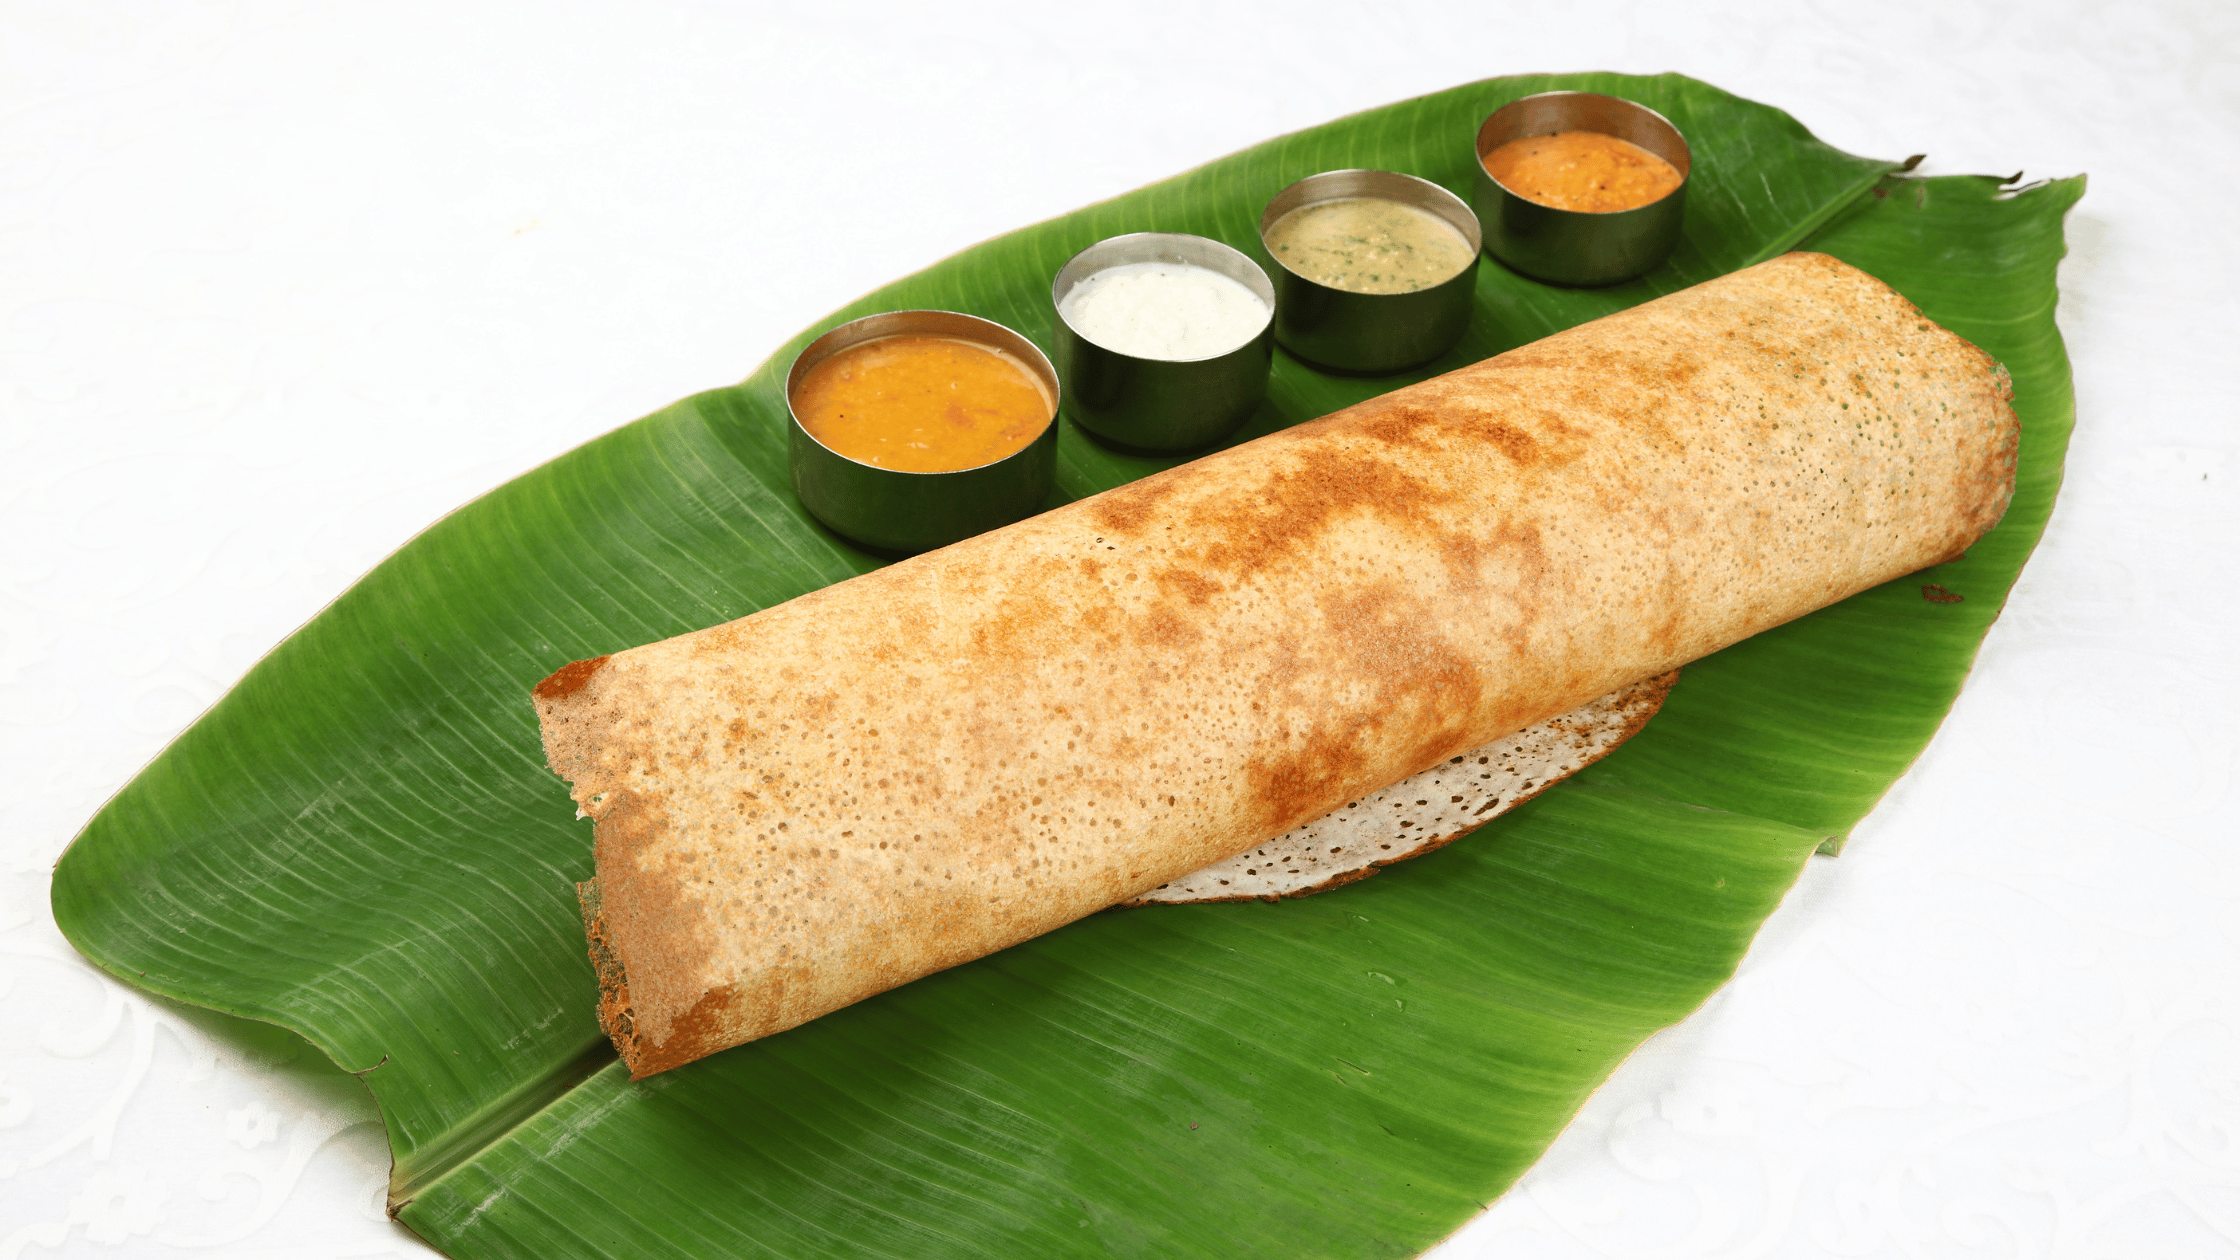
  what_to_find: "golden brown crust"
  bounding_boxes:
[576,879,635,1057]
[536,252,2020,1077]
[1121,669,1681,906]
[533,654,609,702]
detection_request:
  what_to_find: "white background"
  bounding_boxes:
[4,1,2236,1256]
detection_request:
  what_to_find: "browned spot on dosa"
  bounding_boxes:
[534,654,609,701]
[617,984,742,1079]
[1242,579,1488,836]
[578,879,634,1050]
[1127,671,1683,907]
[1088,463,1194,536]
[1184,447,1458,578]
[584,788,718,1054]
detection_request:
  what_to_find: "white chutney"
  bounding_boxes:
[1058,261,1272,361]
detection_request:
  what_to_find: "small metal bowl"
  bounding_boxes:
[785,310,1059,555]
[1257,169,1481,374]
[1471,91,1692,287]
[1051,233,1276,452]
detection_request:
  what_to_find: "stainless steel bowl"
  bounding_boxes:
[1257,169,1482,374]
[1051,232,1276,452]
[1471,91,1692,287]
[785,310,1059,555]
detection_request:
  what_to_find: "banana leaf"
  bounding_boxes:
[51,72,2079,1259]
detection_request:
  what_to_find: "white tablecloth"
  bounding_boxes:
[5,2,2235,1255]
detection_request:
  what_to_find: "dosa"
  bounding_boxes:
[535,252,2017,1078]
[1127,670,1678,904]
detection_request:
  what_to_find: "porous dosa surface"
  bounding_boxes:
[1128,671,1676,904]
[534,252,2018,1078]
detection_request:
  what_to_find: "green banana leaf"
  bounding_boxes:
[51,71,2079,1259]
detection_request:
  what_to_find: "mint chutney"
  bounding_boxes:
[1262,197,1476,295]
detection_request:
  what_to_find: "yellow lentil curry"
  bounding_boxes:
[792,336,1052,472]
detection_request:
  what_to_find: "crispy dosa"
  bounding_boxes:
[535,251,2018,1078]
[1129,669,1678,904]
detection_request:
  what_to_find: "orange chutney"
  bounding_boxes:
[1481,130,1684,214]
[791,335,1053,472]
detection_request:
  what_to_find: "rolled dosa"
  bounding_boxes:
[535,251,2017,1078]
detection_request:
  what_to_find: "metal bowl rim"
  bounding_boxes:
[784,309,1061,476]
[1256,168,1484,295]
[1473,91,1694,216]
[1050,232,1276,364]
